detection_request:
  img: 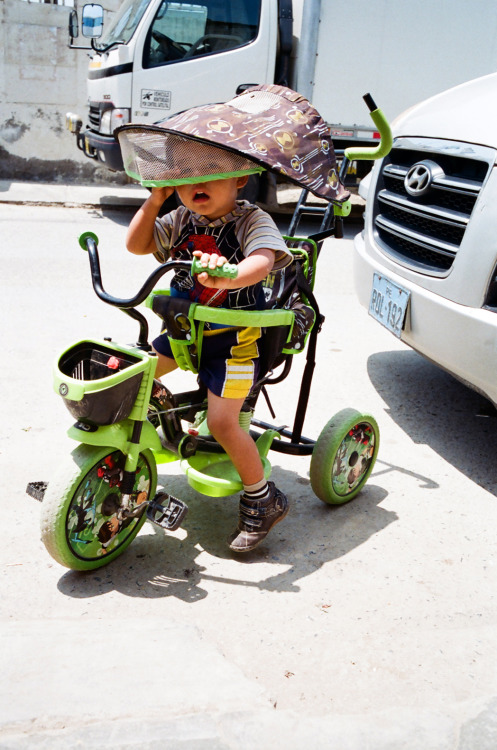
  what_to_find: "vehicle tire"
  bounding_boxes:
[40,444,157,571]
[310,408,379,504]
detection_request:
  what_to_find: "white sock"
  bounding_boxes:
[243,479,270,502]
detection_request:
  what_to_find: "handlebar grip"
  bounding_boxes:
[343,95,393,162]
[79,231,99,251]
[191,257,238,279]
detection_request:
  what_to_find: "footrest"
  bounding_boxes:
[146,492,188,531]
[26,481,48,502]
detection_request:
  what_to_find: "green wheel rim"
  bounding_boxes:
[41,445,157,570]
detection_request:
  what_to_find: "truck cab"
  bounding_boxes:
[67,0,281,171]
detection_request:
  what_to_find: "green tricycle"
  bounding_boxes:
[29,89,392,570]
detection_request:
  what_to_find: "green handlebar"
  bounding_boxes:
[79,231,99,250]
[344,100,393,162]
[191,257,238,279]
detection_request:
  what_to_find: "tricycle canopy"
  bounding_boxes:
[116,84,350,203]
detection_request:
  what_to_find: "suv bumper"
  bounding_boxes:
[354,229,497,407]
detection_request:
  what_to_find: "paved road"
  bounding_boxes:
[2,198,497,748]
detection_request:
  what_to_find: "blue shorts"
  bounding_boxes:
[153,327,262,399]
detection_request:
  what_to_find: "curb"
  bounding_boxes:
[0,181,148,209]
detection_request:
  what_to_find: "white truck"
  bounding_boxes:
[66,0,497,190]
[354,71,497,408]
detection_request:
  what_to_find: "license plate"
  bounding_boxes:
[369,273,410,337]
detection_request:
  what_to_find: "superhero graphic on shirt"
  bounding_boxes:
[176,233,229,306]
[167,219,263,314]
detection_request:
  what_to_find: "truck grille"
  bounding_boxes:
[372,138,493,275]
[88,103,101,130]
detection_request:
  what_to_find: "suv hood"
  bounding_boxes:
[392,72,497,148]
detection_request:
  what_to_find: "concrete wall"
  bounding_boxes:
[0,0,124,182]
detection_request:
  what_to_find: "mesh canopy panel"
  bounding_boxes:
[116,84,350,202]
[119,130,264,186]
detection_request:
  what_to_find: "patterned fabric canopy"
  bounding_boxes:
[116,84,349,203]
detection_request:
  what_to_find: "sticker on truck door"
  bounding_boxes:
[141,89,172,109]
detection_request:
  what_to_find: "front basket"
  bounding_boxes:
[56,342,147,425]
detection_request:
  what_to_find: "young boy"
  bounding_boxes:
[126,174,291,552]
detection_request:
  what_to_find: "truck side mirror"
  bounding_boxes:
[82,4,104,39]
[69,9,79,39]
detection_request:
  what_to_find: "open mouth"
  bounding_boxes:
[193,190,209,202]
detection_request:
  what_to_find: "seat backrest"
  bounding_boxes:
[262,237,317,310]
[261,238,317,356]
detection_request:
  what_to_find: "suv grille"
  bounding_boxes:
[372,138,493,275]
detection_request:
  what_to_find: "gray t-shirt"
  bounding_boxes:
[154,199,291,311]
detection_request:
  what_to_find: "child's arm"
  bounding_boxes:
[193,248,274,289]
[126,187,174,255]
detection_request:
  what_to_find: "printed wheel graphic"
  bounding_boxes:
[310,408,379,504]
[40,445,157,571]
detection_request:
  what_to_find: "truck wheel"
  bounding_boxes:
[310,408,379,504]
[40,445,156,571]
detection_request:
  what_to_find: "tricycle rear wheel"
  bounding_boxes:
[310,408,379,504]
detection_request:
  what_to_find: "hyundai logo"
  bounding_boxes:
[404,159,444,197]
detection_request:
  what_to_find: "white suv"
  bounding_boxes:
[354,72,497,406]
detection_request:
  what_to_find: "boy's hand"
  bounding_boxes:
[149,186,175,206]
[127,186,176,256]
[192,250,233,287]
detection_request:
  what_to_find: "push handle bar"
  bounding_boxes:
[343,93,393,162]
[78,232,238,309]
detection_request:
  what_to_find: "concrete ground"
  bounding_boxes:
[1,182,497,749]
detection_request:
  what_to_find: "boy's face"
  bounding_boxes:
[175,175,249,220]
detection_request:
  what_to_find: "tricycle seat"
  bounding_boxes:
[146,238,318,376]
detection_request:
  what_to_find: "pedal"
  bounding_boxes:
[26,481,48,502]
[146,492,188,531]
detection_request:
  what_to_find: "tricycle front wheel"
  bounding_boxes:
[40,444,157,570]
[310,408,379,504]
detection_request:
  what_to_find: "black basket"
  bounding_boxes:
[58,343,144,426]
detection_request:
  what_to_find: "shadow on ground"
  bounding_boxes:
[57,463,394,602]
[368,349,497,495]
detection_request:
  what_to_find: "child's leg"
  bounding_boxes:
[152,347,178,378]
[207,390,288,552]
[207,391,263,484]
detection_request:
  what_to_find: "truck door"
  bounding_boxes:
[131,0,276,122]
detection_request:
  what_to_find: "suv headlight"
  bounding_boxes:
[100,108,130,135]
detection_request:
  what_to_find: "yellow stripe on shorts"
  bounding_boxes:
[221,327,261,399]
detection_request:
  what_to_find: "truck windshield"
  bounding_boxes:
[143,0,261,68]
[98,0,151,48]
